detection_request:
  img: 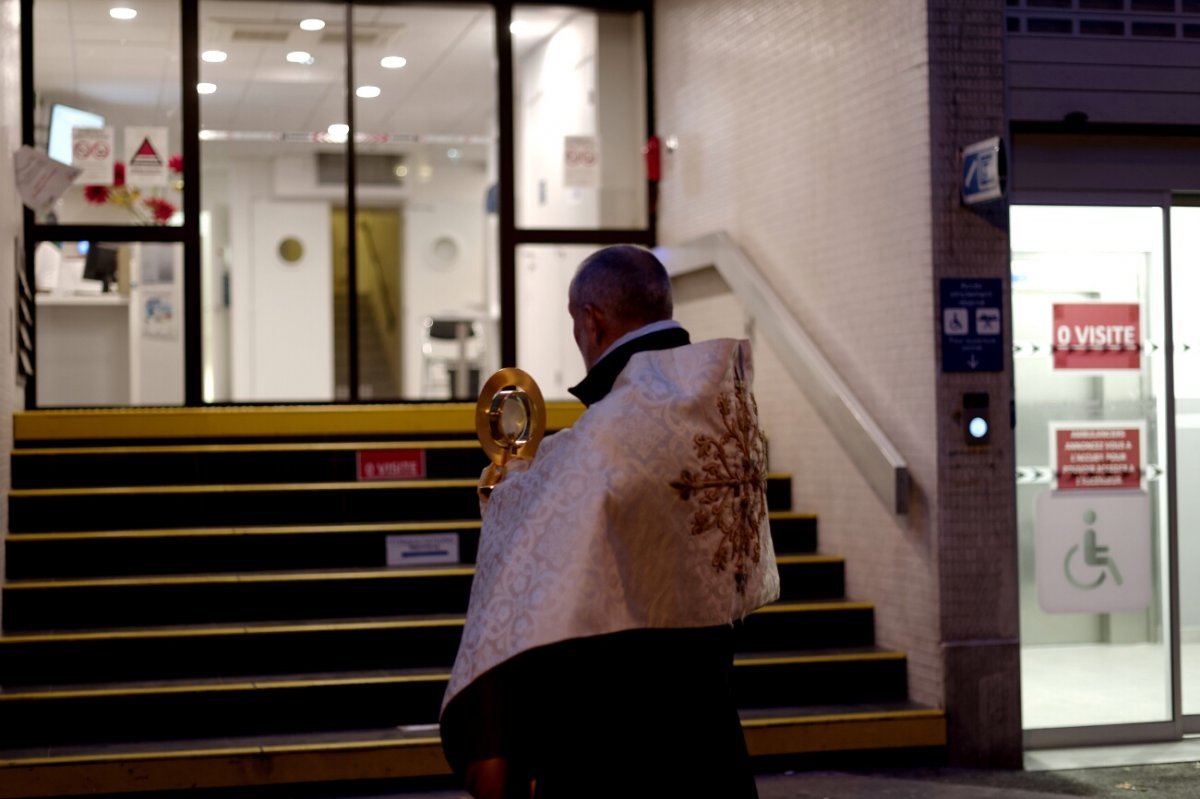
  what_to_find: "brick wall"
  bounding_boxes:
[928,0,1020,766]
[655,0,944,707]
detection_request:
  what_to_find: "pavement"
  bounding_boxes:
[265,760,1200,799]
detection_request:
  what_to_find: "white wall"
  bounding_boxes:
[655,0,942,705]
[0,0,22,607]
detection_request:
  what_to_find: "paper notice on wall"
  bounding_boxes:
[70,127,115,184]
[142,289,178,339]
[13,145,81,210]
[1052,423,1143,491]
[125,126,169,186]
[563,135,600,187]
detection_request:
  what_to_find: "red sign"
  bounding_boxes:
[1055,427,1140,491]
[356,449,426,481]
[1052,303,1140,370]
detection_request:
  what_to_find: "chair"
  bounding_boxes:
[420,316,484,399]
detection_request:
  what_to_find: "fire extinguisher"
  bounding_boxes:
[643,135,661,182]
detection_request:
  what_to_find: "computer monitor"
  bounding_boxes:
[48,104,106,166]
[82,243,119,293]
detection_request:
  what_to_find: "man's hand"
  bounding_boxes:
[478,457,531,511]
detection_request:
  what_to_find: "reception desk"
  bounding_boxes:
[36,293,131,406]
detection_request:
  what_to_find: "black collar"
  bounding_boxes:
[568,326,691,407]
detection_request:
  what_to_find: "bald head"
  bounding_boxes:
[567,245,674,370]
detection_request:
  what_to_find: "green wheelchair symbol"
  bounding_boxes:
[1064,509,1123,590]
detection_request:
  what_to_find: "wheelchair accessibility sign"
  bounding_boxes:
[1035,489,1151,614]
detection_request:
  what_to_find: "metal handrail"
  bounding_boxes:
[656,232,910,516]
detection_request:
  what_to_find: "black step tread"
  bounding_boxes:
[739,700,943,724]
[8,478,477,497]
[6,509,805,540]
[0,599,868,644]
[0,668,451,699]
[0,703,942,768]
[4,645,905,699]
[3,564,476,590]
[14,440,480,456]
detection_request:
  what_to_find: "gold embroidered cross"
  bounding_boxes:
[670,377,769,593]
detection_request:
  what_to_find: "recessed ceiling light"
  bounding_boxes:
[109,6,137,20]
[509,20,555,37]
[394,165,408,178]
[201,50,227,63]
[327,123,350,143]
[286,51,314,65]
[299,18,325,31]
[355,85,381,99]
[196,82,217,95]
[380,55,407,69]
[447,148,460,160]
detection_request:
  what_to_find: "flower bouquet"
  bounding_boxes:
[84,154,183,225]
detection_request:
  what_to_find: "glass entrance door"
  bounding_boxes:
[1171,203,1200,730]
[1012,205,1177,745]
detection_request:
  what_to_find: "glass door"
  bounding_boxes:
[1012,205,1176,746]
[1171,202,1200,731]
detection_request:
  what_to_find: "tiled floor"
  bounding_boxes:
[1021,642,1200,729]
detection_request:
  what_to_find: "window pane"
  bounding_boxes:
[513,6,647,230]
[34,241,184,407]
[352,4,497,401]
[34,0,183,227]
[1012,206,1173,730]
[199,1,346,402]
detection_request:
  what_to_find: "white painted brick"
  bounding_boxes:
[655,0,944,706]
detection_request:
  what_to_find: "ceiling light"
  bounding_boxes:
[447,148,460,160]
[394,165,408,178]
[286,51,314,65]
[109,6,137,20]
[196,83,217,95]
[380,55,407,69]
[356,85,381,99]
[299,18,325,31]
[201,50,227,63]
[327,123,350,143]
[510,20,554,37]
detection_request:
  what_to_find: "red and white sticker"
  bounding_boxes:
[356,449,426,481]
[1054,426,1141,491]
[1052,303,1140,370]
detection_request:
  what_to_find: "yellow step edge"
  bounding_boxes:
[14,403,586,442]
[0,600,851,645]
[6,520,483,542]
[734,651,904,667]
[14,440,481,456]
[0,672,452,702]
[755,600,873,613]
[0,735,444,768]
[5,566,476,591]
[775,554,842,565]
[0,617,468,645]
[768,510,816,520]
[9,478,478,498]
[0,710,944,771]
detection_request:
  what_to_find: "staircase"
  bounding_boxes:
[0,405,944,798]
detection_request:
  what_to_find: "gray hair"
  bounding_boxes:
[568,245,673,325]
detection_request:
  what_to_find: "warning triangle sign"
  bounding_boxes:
[130,137,162,167]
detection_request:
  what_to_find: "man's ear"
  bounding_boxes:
[584,303,606,346]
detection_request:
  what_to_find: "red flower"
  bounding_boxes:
[114,161,126,186]
[143,197,177,223]
[83,185,111,204]
[168,154,183,175]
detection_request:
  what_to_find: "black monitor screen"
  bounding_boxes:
[83,243,119,291]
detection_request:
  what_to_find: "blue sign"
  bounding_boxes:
[941,278,1003,372]
[961,137,1004,205]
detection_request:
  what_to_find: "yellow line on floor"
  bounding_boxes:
[754,600,874,613]
[741,708,945,728]
[774,554,843,565]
